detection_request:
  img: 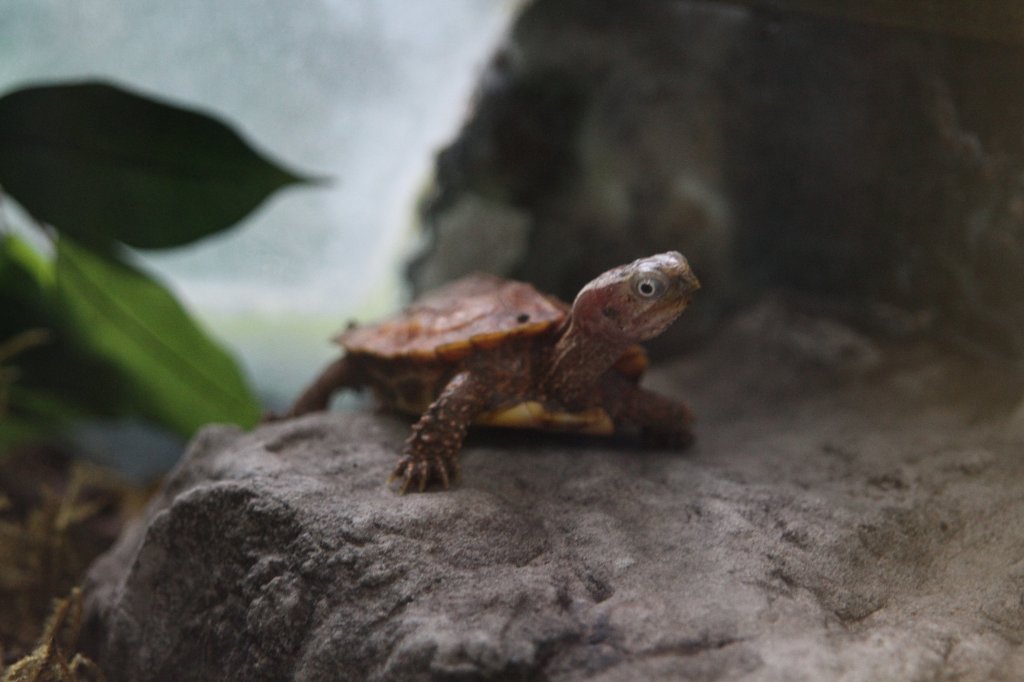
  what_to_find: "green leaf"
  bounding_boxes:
[0,383,81,450]
[0,235,123,445]
[1,233,52,287]
[0,80,312,250]
[54,238,261,435]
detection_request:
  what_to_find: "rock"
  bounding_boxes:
[411,194,532,293]
[84,298,1024,680]
[413,0,1024,361]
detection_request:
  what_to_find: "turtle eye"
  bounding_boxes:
[632,270,669,299]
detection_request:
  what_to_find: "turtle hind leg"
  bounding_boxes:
[389,370,488,494]
[604,379,694,448]
[282,355,364,418]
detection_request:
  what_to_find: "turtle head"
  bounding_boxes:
[546,252,699,404]
[570,251,700,344]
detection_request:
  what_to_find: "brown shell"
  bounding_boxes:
[338,273,569,361]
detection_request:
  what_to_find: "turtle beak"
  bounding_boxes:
[661,251,700,297]
[680,267,700,296]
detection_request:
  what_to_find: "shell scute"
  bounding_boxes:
[339,273,567,359]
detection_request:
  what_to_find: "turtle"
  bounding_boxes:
[285,251,701,493]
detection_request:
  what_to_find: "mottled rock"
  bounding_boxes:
[414,0,1024,360]
[85,298,1024,681]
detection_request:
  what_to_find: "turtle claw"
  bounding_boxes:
[417,459,430,493]
[388,454,458,494]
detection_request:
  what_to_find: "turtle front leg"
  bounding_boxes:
[389,371,488,493]
[606,381,695,448]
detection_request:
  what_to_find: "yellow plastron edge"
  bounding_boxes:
[475,401,615,435]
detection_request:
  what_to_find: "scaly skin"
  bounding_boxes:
[284,252,701,493]
[388,371,486,493]
[600,374,695,448]
[285,356,364,417]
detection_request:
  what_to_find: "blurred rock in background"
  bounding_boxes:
[412,0,1024,360]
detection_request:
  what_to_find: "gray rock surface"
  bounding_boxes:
[85,300,1024,681]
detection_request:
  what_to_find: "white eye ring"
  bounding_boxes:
[632,271,668,299]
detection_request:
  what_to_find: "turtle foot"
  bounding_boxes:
[387,454,459,494]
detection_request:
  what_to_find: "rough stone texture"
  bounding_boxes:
[412,0,1024,360]
[84,298,1024,681]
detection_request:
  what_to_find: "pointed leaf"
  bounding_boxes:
[1,236,135,443]
[54,238,261,435]
[0,81,310,250]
